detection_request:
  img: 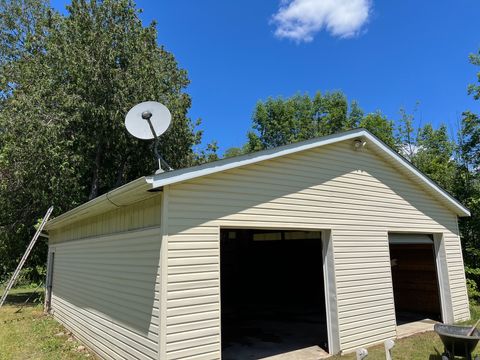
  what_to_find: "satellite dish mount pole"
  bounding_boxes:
[142,111,172,173]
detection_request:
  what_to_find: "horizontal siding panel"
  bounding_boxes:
[167,319,220,335]
[336,278,392,289]
[170,199,447,221]
[51,196,162,243]
[53,262,159,306]
[167,279,219,292]
[342,319,396,338]
[169,257,219,267]
[168,272,219,283]
[338,310,395,326]
[166,343,219,360]
[54,265,160,293]
[51,224,161,360]
[53,296,158,351]
[338,293,393,307]
[167,287,220,301]
[167,311,220,326]
[341,330,397,352]
[169,213,445,228]
[172,188,453,221]
[169,242,219,250]
[337,283,392,295]
[169,249,218,258]
[169,264,219,275]
[342,325,396,345]
[166,327,219,343]
[167,303,219,318]
[166,335,219,353]
[168,297,219,312]
[180,351,220,360]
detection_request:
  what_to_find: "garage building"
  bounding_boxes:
[44,128,471,360]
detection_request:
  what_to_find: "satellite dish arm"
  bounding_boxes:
[142,111,173,172]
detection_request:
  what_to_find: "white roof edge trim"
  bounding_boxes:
[45,177,152,230]
[366,133,470,217]
[150,128,470,217]
[150,130,364,188]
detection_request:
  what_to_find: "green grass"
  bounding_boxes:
[330,305,480,360]
[1,287,479,359]
[0,287,94,360]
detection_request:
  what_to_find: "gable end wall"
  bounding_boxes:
[164,140,469,357]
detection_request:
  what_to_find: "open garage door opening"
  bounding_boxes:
[220,229,328,359]
[389,233,442,327]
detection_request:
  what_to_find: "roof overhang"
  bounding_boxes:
[45,128,470,231]
[44,177,155,231]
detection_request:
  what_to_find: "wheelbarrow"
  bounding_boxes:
[434,323,480,360]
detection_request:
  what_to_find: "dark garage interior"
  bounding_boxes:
[389,237,442,324]
[220,229,328,360]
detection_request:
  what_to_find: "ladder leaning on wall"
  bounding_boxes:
[0,206,54,308]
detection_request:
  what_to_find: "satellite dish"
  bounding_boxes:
[125,101,171,140]
[125,101,173,173]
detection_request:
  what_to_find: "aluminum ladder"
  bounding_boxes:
[0,206,53,307]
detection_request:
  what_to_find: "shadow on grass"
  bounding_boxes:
[2,289,44,306]
[428,347,443,359]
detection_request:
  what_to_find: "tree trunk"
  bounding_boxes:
[88,142,103,200]
[114,159,126,188]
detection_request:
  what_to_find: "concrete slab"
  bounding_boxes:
[223,343,329,360]
[396,318,437,339]
[222,316,328,360]
[259,345,330,359]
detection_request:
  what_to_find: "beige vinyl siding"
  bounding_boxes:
[49,196,163,360]
[49,195,162,244]
[165,140,469,356]
[444,230,470,320]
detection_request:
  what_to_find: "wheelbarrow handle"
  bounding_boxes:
[467,319,480,337]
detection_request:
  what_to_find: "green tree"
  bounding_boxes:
[468,49,480,100]
[0,0,205,281]
[395,108,457,192]
[456,111,480,301]
[415,124,456,192]
[245,91,363,151]
[453,46,480,301]
[359,111,397,149]
[224,147,245,158]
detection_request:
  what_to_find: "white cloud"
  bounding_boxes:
[271,0,372,42]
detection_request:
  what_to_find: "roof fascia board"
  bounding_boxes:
[365,133,470,217]
[45,177,152,230]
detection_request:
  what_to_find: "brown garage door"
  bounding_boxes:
[389,234,441,316]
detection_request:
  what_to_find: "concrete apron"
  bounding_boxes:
[259,346,330,359]
[396,318,437,339]
[223,319,436,359]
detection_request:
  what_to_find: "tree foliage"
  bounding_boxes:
[456,111,480,300]
[455,51,480,301]
[468,49,480,100]
[411,124,456,192]
[245,92,362,152]
[358,111,396,149]
[0,0,208,281]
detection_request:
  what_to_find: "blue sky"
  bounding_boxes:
[52,1,480,153]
